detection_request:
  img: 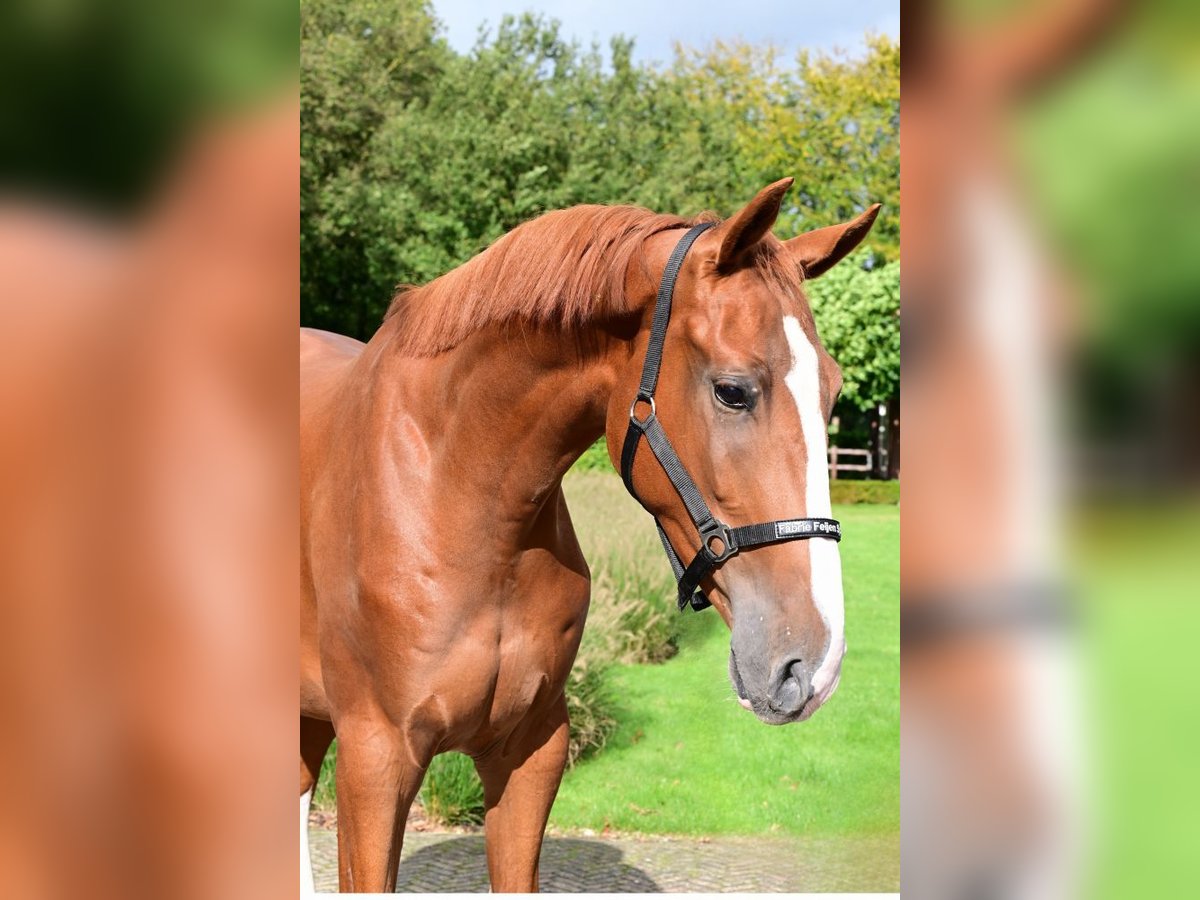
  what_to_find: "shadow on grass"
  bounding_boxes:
[395,835,661,893]
[672,599,724,650]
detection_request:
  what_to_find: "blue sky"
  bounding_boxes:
[431,0,899,65]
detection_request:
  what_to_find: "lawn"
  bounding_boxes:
[552,473,899,838]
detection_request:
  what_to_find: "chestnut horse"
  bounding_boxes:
[300,179,879,892]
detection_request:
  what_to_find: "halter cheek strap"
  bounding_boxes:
[620,222,842,612]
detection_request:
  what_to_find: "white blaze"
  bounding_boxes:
[782,316,846,714]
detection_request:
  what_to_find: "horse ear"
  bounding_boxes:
[784,204,882,279]
[715,178,794,273]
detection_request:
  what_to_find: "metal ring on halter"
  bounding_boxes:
[628,394,656,426]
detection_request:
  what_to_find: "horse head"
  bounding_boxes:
[609,179,879,724]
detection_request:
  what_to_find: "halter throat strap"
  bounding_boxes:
[619,222,842,612]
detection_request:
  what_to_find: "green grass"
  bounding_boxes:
[553,476,899,837]
[1073,503,1200,900]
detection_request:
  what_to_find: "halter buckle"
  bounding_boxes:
[698,519,737,563]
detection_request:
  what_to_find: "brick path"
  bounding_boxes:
[307,826,898,893]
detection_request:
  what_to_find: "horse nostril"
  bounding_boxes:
[767,659,813,715]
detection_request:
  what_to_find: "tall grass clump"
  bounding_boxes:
[557,469,688,765]
[585,566,677,664]
[557,468,688,764]
[564,470,681,664]
[313,739,337,812]
[564,655,618,766]
[421,752,485,826]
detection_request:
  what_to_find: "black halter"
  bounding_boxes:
[620,222,843,612]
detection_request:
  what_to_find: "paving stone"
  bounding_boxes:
[308,826,898,893]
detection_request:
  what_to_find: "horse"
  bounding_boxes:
[299,179,879,892]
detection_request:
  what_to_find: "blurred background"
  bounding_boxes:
[902,0,1199,898]
[0,2,296,899]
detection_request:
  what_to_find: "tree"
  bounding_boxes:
[301,0,449,337]
[667,35,899,262]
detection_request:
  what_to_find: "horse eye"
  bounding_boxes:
[713,381,750,409]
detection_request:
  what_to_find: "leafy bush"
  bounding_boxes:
[830,479,899,505]
[421,752,485,826]
[807,254,900,414]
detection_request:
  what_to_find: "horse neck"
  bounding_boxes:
[366,318,629,550]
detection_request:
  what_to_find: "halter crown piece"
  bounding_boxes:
[620,223,843,612]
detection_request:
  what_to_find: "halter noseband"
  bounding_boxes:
[619,222,843,612]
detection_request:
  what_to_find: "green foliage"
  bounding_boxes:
[1020,40,1200,358]
[301,0,451,336]
[563,470,678,765]
[830,479,900,505]
[421,752,485,826]
[3,0,295,209]
[807,254,900,412]
[585,567,678,665]
[668,35,900,262]
[565,472,681,660]
[571,437,615,474]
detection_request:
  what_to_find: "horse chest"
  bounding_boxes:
[473,589,587,729]
[485,646,568,729]
[373,564,588,750]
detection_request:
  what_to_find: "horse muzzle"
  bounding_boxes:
[730,639,845,724]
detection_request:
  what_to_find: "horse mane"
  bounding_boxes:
[382,205,703,356]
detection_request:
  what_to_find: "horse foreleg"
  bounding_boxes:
[475,697,570,893]
[300,716,335,896]
[334,720,426,893]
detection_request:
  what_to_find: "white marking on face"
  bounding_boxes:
[301,787,316,896]
[782,316,846,715]
[962,180,1063,582]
